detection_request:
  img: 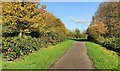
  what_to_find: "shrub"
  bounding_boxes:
[87,35,120,53]
[2,34,67,61]
[99,37,120,52]
[2,36,48,61]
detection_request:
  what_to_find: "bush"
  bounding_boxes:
[103,37,120,52]
[2,33,68,61]
[102,37,119,48]
[87,35,120,53]
[95,37,120,53]
[2,36,48,61]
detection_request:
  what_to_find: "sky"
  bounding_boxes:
[41,0,118,2]
[41,2,101,32]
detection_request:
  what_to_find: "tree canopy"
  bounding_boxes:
[2,2,68,38]
[87,2,120,51]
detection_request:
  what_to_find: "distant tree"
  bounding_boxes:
[80,30,87,39]
[67,30,74,38]
[74,29,81,38]
[74,29,80,35]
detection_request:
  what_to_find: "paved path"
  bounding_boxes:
[51,41,94,69]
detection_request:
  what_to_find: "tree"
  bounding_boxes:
[87,21,107,40]
[87,2,120,50]
[74,29,81,38]
[2,2,46,37]
[95,2,119,37]
[67,30,74,39]
[74,29,80,35]
[87,2,120,39]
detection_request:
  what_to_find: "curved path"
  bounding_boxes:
[51,41,94,69]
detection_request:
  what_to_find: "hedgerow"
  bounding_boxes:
[1,2,68,61]
[2,36,46,61]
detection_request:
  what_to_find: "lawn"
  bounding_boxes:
[0,54,2,71]
[86,42,118,69]
[2,40,74,69]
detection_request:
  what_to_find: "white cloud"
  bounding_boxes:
[69,16,89,24]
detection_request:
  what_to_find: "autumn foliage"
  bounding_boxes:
[87,2,120,52]
[1,2,68,61]
[87,20,107,41]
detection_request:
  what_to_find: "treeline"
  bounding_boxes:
[67,28,88,39]
[1,2,68,61]
[87,2,120,52]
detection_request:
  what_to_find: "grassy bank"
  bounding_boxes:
[86,42,118,69]
[2,40,74,69]
[0,54,2,71]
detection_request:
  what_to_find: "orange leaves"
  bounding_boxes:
[94,22,108,34]
[88,21,108,38]
[95,2,120,37]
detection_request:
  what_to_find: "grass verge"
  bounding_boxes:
[86,42,118,69]
[2,40,74,69]
[0,54,2,71]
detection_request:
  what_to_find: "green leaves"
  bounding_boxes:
[2,36,48,61]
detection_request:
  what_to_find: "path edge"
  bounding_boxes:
[84,42,95,69]
[47,41,76,69]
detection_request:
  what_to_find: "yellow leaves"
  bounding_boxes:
[30,18,46,29]
[2,2,68,37]
[0,19,2,25]
[31,23,39,28]
[20,6,24,11]
[38,17,42,20]
[3,18,8,24]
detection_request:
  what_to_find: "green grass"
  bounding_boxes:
[86,42,118,69]
[0,54,2,71]
[2,40,74,69]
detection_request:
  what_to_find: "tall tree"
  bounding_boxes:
[95,2,119,37]
[2,2,46,37]
[87,2,120,38]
